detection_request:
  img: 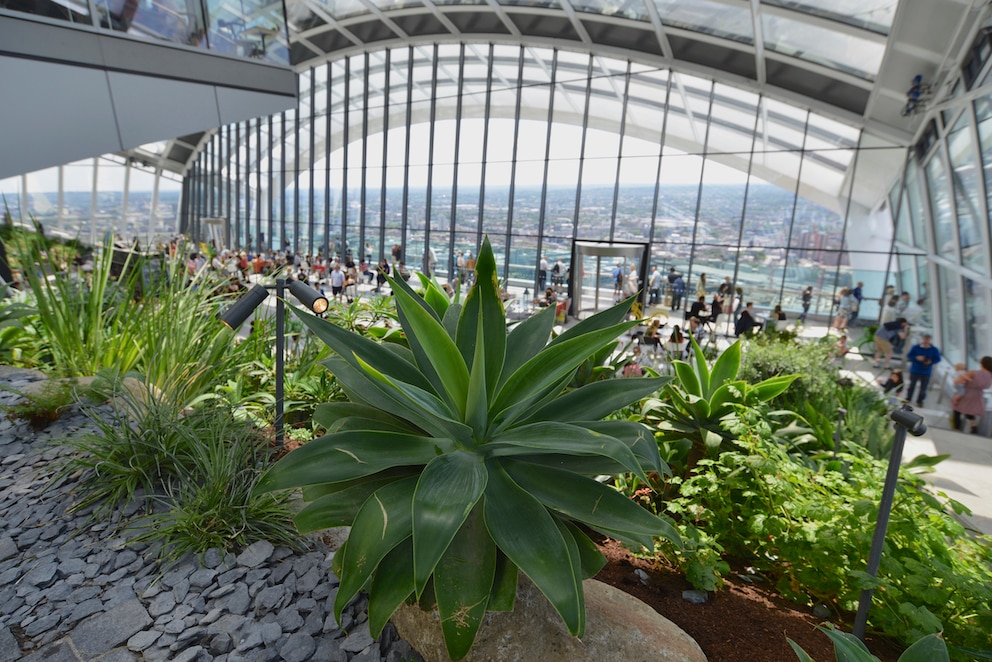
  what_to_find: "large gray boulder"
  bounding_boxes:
[392,576,707,662]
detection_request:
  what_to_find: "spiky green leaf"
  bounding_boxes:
[367,538,416,638]
[292,308,431,390]
[491,322,638,428]
[483,459,583,635]
[455,238,506,399]
[752,374,800,402]
[522,377,667,425]
[707,339,740,398]
[256,431,453,493]
[434,506,495,661]
[413,452,488,595]
[672,360,701,398]
[500,305,556,386]
[487,422,646,481]
[504,460,680,547]
[334,477,418,621]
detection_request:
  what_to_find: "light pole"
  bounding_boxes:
[852,404,927,640]
[219,278,328,445]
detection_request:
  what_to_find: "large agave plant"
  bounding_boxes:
[256,238,679,660]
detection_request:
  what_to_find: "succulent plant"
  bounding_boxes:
[257,237,679,660]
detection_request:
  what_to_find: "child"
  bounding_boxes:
[951,362,969,407]
[623,344,648,377]
[834,334,849,360]
[878,368,904,399]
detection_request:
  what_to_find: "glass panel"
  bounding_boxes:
[570,0,648,20]
[904,159,928,251]
[366,0,423,11]
[652,151,701,285]
[128,166,158,243]
[96,158,127,239]
[4,0,92,27]
[937,265,964,365]
[963,277,992,364]
[924,150,958,259]
[157,172,183,240]
[762,0,896,34]
[762,13,885,78]
[23,167,60,225]
[893,186,912,246]
[615,156,661,243]
[205,0,289,64]
[651,0,754,43]
[946,115,987,274]
[974,96,992,257]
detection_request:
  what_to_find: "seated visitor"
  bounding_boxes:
[834,334,849,359]
[642,318,663,349]
[666,325,686,360]
[537,287,557,307]
[877,368,904,398]
[734,302,762,337]
[764,304,786,331]
[687,295,708,322]
[623,344,648,377]
[710,293,724,326]
[687,315,704,340]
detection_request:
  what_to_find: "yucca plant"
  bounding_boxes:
[642,335,798,475]
[256,238,679,660]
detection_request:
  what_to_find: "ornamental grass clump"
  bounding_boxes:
[257,237,680,660]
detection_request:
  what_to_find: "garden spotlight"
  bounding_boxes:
[218,278,328,445]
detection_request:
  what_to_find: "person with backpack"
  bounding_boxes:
[872,317,909,370]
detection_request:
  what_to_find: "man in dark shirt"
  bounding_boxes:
[688,295,708,321]
[905,334,941,407]
[734,302,762,337]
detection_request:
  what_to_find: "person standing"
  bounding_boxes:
[612,262,624,299]
[905,334,941,407]
[695,273,707,300]
[551,258,564,287]
[952,356,992,433]
[328,263,346,302]
[649,266,662,305]
[623,265,639,299]
[732,286,745,325]
[717,276,733,299]
[671,273,685,312]
[538,255,549,291]
[799,285,813,322]
[833,287,853,332]
[849,281,864,325]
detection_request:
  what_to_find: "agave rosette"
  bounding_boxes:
[256,238,679,660]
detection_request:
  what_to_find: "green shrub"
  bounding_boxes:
[130,412,299,560]
[56,381,296,558]
[790,626,949,662]
[656,409,992,656]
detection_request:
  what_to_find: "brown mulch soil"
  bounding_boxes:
[593,540,904,662]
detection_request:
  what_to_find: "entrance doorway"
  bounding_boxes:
[570,240,649,319]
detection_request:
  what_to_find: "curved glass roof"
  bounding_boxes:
[270,43,878,209]
[278,0,975,149]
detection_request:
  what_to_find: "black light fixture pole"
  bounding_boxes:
[219,278,328,447]
[275,278,286,446]
[852,404,926,640]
